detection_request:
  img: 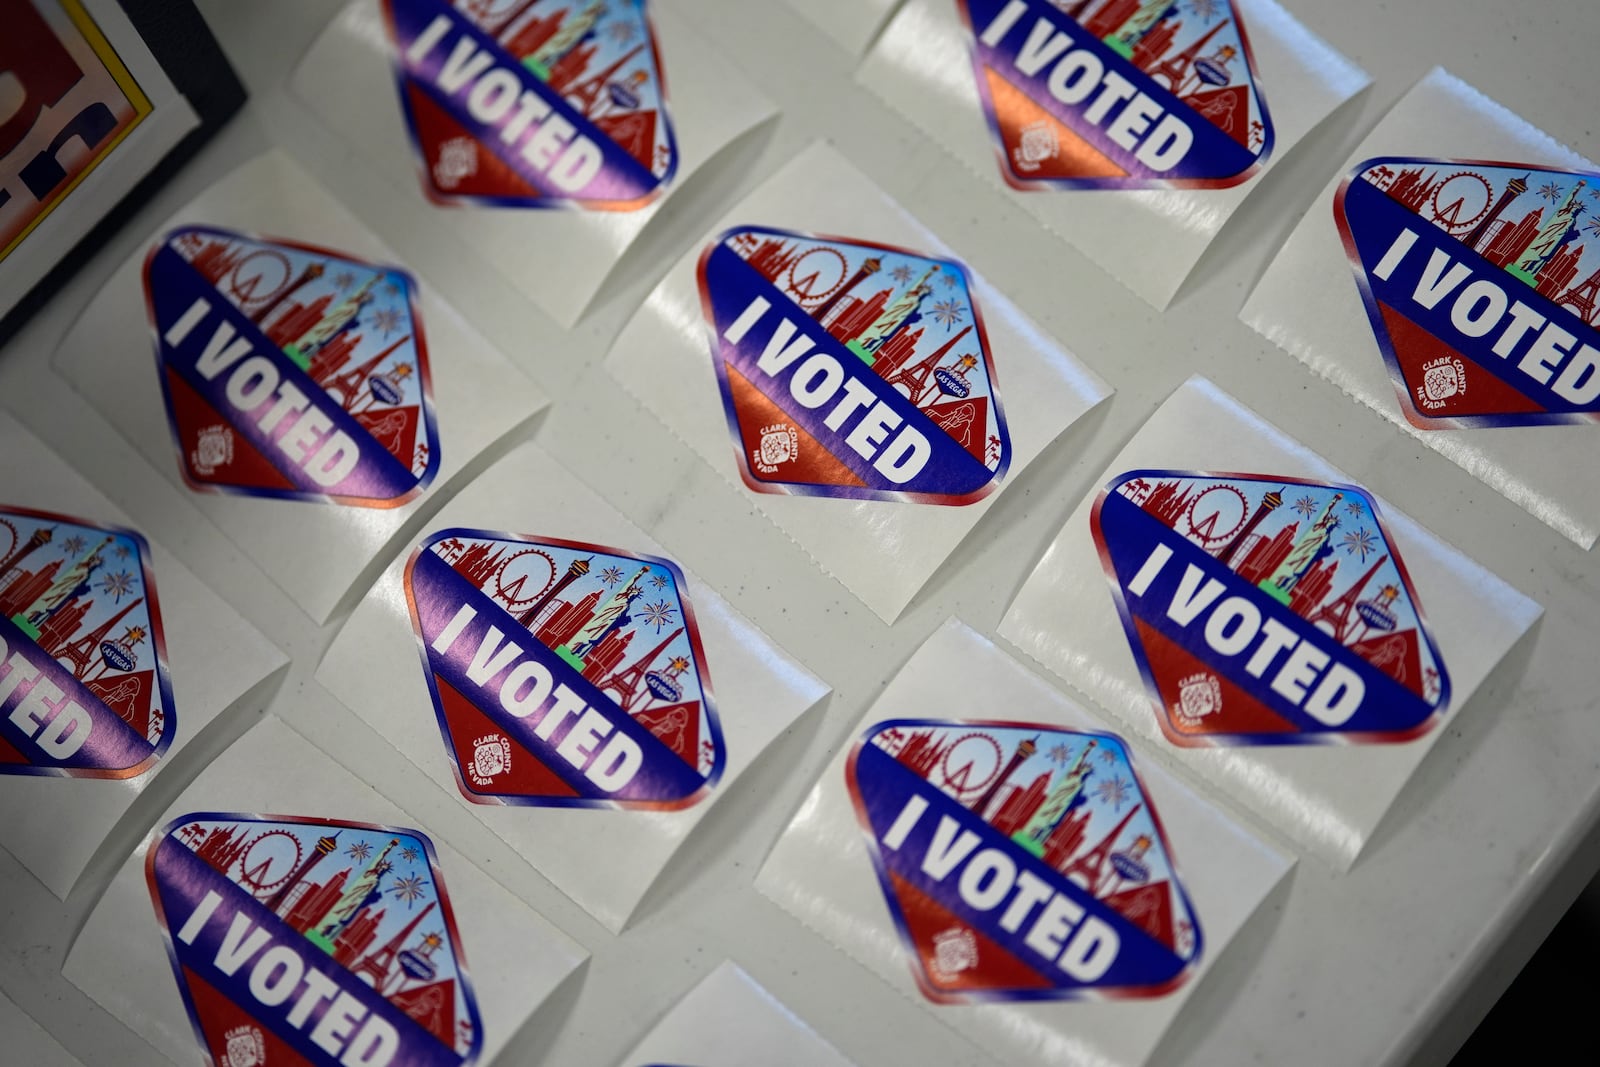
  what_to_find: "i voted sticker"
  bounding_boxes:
[1335,158,1600,428]
[1091,472,1450,745]
[146,814,482,1066]
[380,0,678,210]
[957,0,1272,190]
[143,226,441,507]
[0,505,173,779]
[698,227,1011,505]
[404,531,724,809]
[846,719,1202,1003]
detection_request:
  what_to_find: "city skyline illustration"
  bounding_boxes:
[1359,160,1600,325]
[167,816,476,1054]
[460,0,674,177]
[168,227,436,479]
[0,506,167,747]
[872,722,1198,960]
[724,227,1006,471]
[1057,0,1267,154]
[1116,474,1444,704]
[430,534,715,775]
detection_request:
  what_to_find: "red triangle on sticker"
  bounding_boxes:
[1133,617,1295,740]
[164,367,297,492]
[633,700,701,767]
[182,964,303,1066]
[404,82,541,202]
[888,871,1054,995]
[433,673,579,799]
[984,66,1127,181]
[1377,301,1545,420]
[726,365,868,489]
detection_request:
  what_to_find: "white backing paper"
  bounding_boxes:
[860,0,1370,309]
[756,618,1291,1067]
[52,150,547,622]
[64,711,587,1067]
[606,140,1110,622]
[0,989,84,1067]
[617,961,857,1067]
[289,0,778,327]
[1241,67,1600,549]
[0,412,285,898]
[782,0,904,57]
[998,376,1542,868]
[317,439,831,932]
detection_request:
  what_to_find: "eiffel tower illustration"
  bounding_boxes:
[1304,556,1387,645]
[1559,267,1600,326]
[592,626,684,712]
[1060,805,1141,896]
[885,325,972,408]
[353,900,436,991]
[565,43,645,115]
[1146,20,1225,92]
[55,597,142,680]
[324,335,409,411]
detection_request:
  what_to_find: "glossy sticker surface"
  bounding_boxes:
[1092,471,1450,745]
[846,718,1201,1003]
[957,0,1272,190]
[143,226,441,507]
[380,0,678,210]
[404,530,723,809]
[698,226,1011,505]
[1335,157,1600,428]
[0,505,173,779]
[145,814,482,1066]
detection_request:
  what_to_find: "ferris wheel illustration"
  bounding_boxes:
[785,245,849,308]
[237,829,304,897]
[938,732,1004,800]
[493,547,558,609]
[0,518,16,564]
[1183,483,1249,548]
[1430,171,1494,233]
[223,247,295,311]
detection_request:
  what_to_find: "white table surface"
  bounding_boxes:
[2,2,1597,1065]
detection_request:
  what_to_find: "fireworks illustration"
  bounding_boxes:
[332,270,355,290]
[1094,775,1133,811]
[390,873,428,907]
[640,599,678,633]
[399,845,421,864]
[605,18,635,46]
[97,570,136,602]
[1185,0,1222,21]
[114,543,131,559]
[384,279,401,295]
[1100,747,1119,765]
[942,271,957,288]
[1292,494,1320,519]
[930,298,967,328]
[62,534,87,556]
[599,565,626,587]
[650,573,669,590]
[345,840,373,863]
[370,306,404,337]
[1340,527,1379,562]
[1046,742,1073,765]
[889,263,915,284]
[1346,501,1366,519]
[1537,180,1566,203]
[1585,216,1600,239]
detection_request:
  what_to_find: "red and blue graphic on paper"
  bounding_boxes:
[697,227,1011,505]
[143,226,441,508]
[957,0,1272,191]
[146,814,482,1067]
[846,719,1201,1003]
[1091,471,1450,746]
[0,505,173,779]
[405,531,724,809]
[380,0,678,211]
[1335,158,1600,428]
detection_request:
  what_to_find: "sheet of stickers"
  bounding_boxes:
[859,0,1370,308]
[52,151,545,623]
[0,412,285,898]
[758,619,1291,1067]
[0,989,84,1067]
[65,710,587,1067]
[606,139,1110,622]
[318,439,830,932]
[617,961,859,1067]
[998,377,1542,869]
[290,0,778,326]
[1243,67,1600,549]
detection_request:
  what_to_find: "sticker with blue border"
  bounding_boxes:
[697,227,1011,505]
[0,505,174,779]
[404,530,724,809]
[957,0,1273,191]
[846,718,1202,1003]
[380,0,678,210]
[146,814,483,1066]
[1091,471,1451,746]
[143,226,441,508]
[1335,157,1600,428]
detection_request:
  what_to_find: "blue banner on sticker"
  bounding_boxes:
[1091,470,1451,745]
[846,718,1202,1003]
[146,814,483,1066]
[1335,157,1600,428]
